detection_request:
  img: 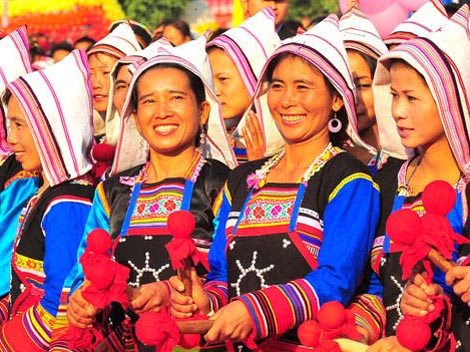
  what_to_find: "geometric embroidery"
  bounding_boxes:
[127,251,170,287]
[385,275,405,331]
[230,250,274,297]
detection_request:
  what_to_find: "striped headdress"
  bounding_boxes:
[339,5,388,60]
[111,36,237,175]
[207,7,281,99]
[0,26,32,157]
[87,23,141,59]
[6,50,94,186]
[104,38,173,146]
[374,4,470,179]
[384,0,449,45]
[207,7,284,159]
[252,14,370,154]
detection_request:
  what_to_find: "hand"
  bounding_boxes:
[242,111,265,161]
[204,300,253,344]
[126,281,169,314]
[169,268,210,318]
[446,266,470,304]
[400,273,443,317]
[366,336,411,352]
[66,283,100,329]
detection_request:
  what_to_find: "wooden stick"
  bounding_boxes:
[176,319,213,334]
[334,338,368,352]
[178,258,193,297]
[428,248,457,273]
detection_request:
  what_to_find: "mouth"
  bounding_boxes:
[397,126,413,138]
[280,114,305,125]
[154,124,179,135]
[93,94,108,101]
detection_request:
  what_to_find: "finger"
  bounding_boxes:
[411,272,428,287]
[461,291,470,305]
[453,280,469,297]
[168,275,185,293]
[247,112,263,145]
[242,127,252,150]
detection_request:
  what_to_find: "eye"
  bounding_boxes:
[390,91,398,99]
[407,95,417,102]
[115,83,128,91]
[356,83,372,90]
[269,82,283,90]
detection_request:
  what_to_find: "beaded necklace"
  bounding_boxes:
[246,143,343,189]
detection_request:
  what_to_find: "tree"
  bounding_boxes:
[287,0,340,22]
[118,0,191,28]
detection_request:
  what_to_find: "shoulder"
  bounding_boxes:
[227,158,267,192]
[323,152,374,181]
[201,158,231,180]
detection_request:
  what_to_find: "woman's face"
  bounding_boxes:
[267,55,342,145]
[347,50,376,133]
[113,64,132,115]
[89,52,118,113]
[6,95,42,172]
[134,66,210,156]
[208,48,251,122]
[390,61,444,150]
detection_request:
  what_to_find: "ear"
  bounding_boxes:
[331,94,344,113]
[199,101,211,126]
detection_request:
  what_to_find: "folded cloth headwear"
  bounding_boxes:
[87,23,141,59]
[0,26,32,157]
[5,50,94,186]
[374,4,470,179]
[339,5,388,60]
[111,36,237,175]
[206,7,284,158]
[252,14,369,154]
[109,19,153,48]
[384,0,449,45]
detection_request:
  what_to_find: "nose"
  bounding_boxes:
[92,72,104,89]
[153,101,172,119]
[391,97,405,121]
[6,128,16,145]
[280,87,297,108]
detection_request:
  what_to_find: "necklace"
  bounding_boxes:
[246,143,343,189]
[400,156,422,194]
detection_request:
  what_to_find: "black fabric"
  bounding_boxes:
[0,154,22,192]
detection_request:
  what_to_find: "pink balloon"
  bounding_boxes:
[397,0,428,12]
[339,0,395,15]
[368,1,410,38]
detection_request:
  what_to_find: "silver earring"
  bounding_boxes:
[328,113,342,133]
[199,125,206,149]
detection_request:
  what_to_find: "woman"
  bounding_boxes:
[0,26,40,306]
[352,5,470,351]
[206,7,283,163]
[87,23,140,144]
[66,37,231,351]
[0,50,95,351]
[170,15,380,350]
[339,5,409,175]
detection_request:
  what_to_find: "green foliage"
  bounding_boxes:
[287,0,340,22]
[118,0,192,29]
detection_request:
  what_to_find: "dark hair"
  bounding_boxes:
[73,36,96,51]
[346,49,377,79]
[132,62,206,111]
[265,52,349,147]
[50,41,73,56]
[165,20,191,38]
[110,20,152,48]
[389,58,427,84]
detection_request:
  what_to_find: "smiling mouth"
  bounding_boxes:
[154,124,178,133]
[281,114,305,124]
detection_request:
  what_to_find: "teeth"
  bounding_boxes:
[154,125,177,133]
[281,114,304,122]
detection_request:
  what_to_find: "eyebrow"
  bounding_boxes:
[271,77,314,85]
[115,79,128,86]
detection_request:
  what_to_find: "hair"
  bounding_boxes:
[132,62,206,111]
[165,20,192,39]
[50,41,73,57]
[265,52,349,147]
[346,49,377,79]
[73,36,96,51]
[389,58,427,85]
[110,20,152,48]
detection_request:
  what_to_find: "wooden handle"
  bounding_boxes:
[428,248,457,273]
[176,319,214,334]
[334,338,368,352]
[178,258,193,297]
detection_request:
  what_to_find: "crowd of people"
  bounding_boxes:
[1,0,470,351]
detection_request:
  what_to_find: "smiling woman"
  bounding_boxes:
[169,14,380,351]
[65,38,231,351]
